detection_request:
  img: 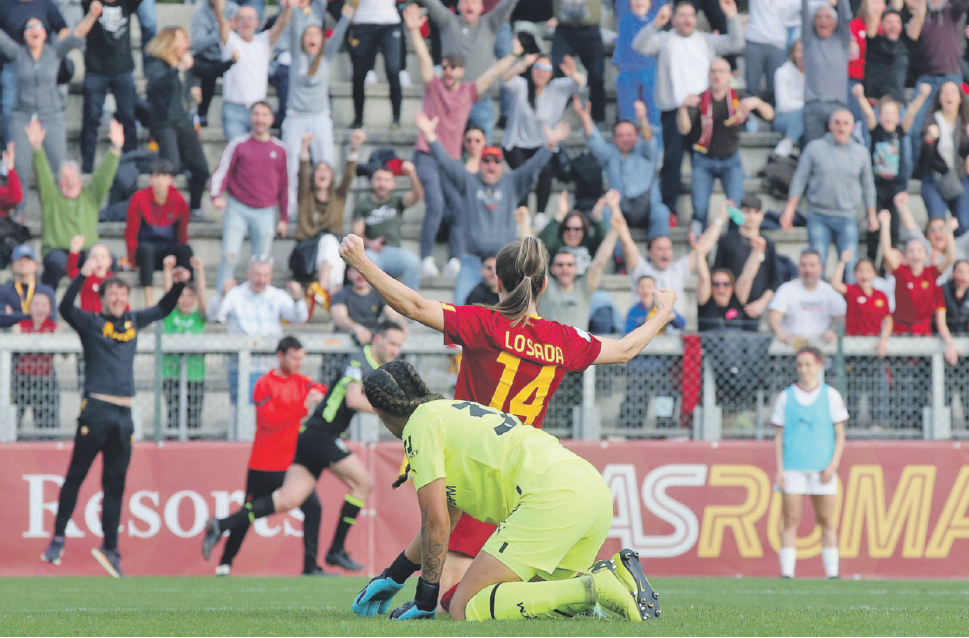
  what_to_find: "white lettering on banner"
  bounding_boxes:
[22,474,83,539]
[282,508,304,537]
[211,490,246,518]
[254,516,282,537]
[128,491,162,538]
[84,493,105,538]
[604,464,708,558]
[164,491,209,538]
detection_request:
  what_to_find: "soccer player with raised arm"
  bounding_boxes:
[351,361,661,621]
[339,232,677,609]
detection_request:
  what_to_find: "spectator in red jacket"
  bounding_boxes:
[0,142,22,218]
[123,159,193,307]
[10,291,59,430]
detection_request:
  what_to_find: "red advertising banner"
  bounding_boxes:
[3,440,968,578]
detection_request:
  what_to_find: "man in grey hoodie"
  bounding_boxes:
[780,109,876,283]
[800,0,851,146]
[416,110,571,304]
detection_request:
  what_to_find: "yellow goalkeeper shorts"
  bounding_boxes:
[480,458,613,582]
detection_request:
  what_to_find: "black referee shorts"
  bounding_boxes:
[291,426,352,479]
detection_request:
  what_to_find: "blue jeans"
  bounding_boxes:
[454,253,483,306]
[222,102,252,142]
[910,73,962,169]
[494,22,513,121]
[366,245,421,290]
[616,67,660,148]
[414,150,463,259]
[1,64,15,140]
[774,109,803,145]
[807,212,859,283]
[920,171,969,236]
[136,0,157,52]
[468,97,496,145]
[81,71,138,172]
[217,196,277,291]
[691,153,745,228]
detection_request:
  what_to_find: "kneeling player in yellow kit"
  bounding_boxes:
[351,360,660,621]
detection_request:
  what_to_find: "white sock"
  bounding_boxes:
[822,547,839,578]
[779,547,796,578]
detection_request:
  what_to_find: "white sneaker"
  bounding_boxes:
[365,70,378,85]
[421,256,440,277]
[773,138,794,158]
[399,70,412,87]
[215,564,231,577]
[443,257,461,277]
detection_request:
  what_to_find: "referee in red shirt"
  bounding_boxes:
[216,336,328,576]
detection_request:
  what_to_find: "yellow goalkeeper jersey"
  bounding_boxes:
[402,399,580,525]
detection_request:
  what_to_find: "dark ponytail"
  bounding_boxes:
[489,237,548,326]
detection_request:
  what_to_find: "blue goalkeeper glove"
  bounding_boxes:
[352,572,404,617]
[389,578,439,620]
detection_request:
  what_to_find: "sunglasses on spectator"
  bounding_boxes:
[24,23,45,31]
[481,157,501,164]
[533,63,553,71]
[711,281,732,288]
[564,226,584,232]
[249,254,275,267]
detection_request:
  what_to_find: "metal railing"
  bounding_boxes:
[1,331,965,442]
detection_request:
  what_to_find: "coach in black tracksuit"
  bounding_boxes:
[40,262,190,577]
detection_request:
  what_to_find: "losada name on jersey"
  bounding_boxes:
[503,332,564,365]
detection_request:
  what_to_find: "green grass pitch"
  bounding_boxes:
[2,576,967,636]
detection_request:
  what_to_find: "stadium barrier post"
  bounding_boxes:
[698,358,721,441]
[575,366,599,440]
[236,348,255,441]
[178,355,189,441]
[154,328,163,443]
[0,348,13,442]
[928,352,951,440]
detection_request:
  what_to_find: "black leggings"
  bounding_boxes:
[53,399,134,551]
[347,22,403,124]
[219,468,323,572]
[151,124,210,210]
[135,242,193,287]
[505,146,557,214]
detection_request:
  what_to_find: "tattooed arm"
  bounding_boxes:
[415,478,451,584]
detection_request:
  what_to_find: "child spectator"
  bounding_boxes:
[628,273,686,334]
[350,161,424,291]
[11,291,59,429]
[161,255,208,432]
[852,83,931,260]
[0,244,57,327]
[613,0,663,137]
[773,39,804,157]
[123,158,194,307]
[66,239,115,313]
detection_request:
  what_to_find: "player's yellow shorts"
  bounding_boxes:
[481,457,612,582]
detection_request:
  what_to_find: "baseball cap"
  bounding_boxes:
[12,244,36,261]
[481,146,504,161]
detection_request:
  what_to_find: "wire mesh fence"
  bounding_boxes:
[1,331,966,442]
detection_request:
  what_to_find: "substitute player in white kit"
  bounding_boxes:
[772,346,847,579]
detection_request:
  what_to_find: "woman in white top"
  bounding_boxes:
[772,346,847,579]
[500,54,585,213]
[772,38,804,157]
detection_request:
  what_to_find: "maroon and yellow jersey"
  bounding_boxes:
[442,304,602,428]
